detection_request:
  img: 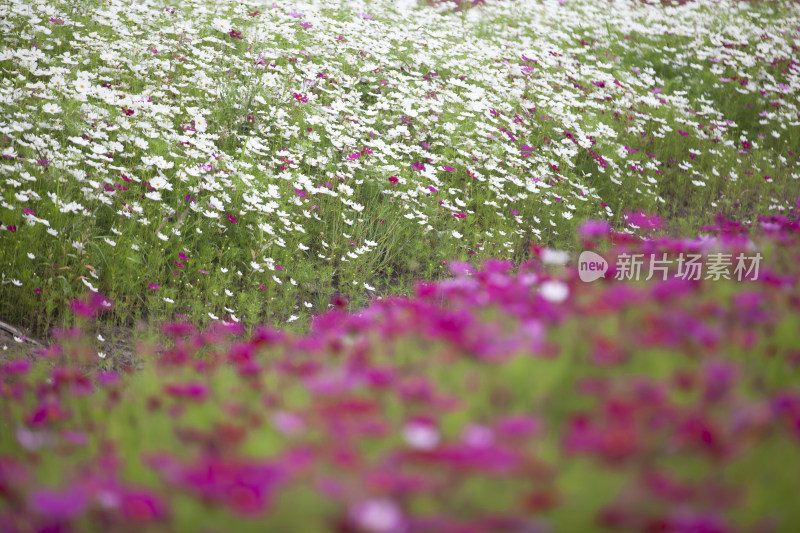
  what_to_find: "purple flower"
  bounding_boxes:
[578,219,611,239]
[31,488,88,520]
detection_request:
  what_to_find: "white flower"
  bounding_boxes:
[103,237,116,247]
[351,499,403,533]
[539,280,569,303]
[42,103,61,114]
[73,79,92,93]
[403,421,439,450]
[150,175,170,190]
[451,230,462,239]
[212,18,232,33]
[98,352,107,359]
[541,249,569,265]
[11,279,22,287]
[287,314,298,322]
[27,253,35,259]
[208,312,219,320]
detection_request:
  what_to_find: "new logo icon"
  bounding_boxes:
[578,251,608,282]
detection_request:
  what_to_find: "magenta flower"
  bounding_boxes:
[31,488,88,520]
[578,219,611,239]
[119,489,168,522]
[71,293,113,318]
[164,381,209,401]
[149,282,160,290]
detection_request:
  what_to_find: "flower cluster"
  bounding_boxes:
[3,212,800,532]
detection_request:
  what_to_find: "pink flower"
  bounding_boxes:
[71,293,113,318]
[31,488,87,520]
[149,282,160,290]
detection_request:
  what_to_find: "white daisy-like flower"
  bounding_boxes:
[211,18,232,33]
[539,280,569,303]
[541,249,569,265]
[150,175,169,190]
[81,278,99,292]
[42,103,61,114]
[403,421,439,450]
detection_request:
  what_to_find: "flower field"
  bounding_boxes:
[2,0,800,531]
[1,0,798,331]
[3,215,800,532]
